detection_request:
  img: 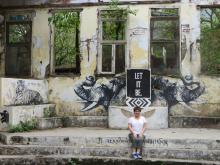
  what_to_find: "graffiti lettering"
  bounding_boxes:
[106,138,129,144]
[145,138,168,146]
[97,137,168,146]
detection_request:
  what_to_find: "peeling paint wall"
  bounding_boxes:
[128,6,150,69]
[32,9,51,78]
[48,77,108,116]
[80,7,98,76]
[0,0,219,121]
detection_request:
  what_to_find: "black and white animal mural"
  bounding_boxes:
[74,76,126,112]
[14,80,43,105]
[151,75,205,111]
[74,74,205,112]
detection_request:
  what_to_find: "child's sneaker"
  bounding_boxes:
[136,153,142,159]
[132,153,138,159]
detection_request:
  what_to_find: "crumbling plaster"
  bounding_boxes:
[32,9,51,78]
[0,0,219,116]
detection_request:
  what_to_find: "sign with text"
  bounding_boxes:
[127,69,151,98]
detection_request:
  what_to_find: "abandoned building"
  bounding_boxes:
[0,0,219,132]
[0,0,219,164]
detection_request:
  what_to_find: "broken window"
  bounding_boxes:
[201,8,220,75]
[150,9,179,75]
[5,13,32,77]
[49,10,80,74]
[99,10,126,74]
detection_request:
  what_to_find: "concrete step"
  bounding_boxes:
[37,116,108,129]
[1,128,220,150]
[1,134,220,151]
[0,145,219,162]
[0,127,219,162]
[169,116,220,129]
[0,104,56,131]
[0,155,218,165]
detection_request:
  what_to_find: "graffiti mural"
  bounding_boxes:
[14,80,44,105]
[0,110,9,123]
[74,75,204,112]
[151,75,205,111]
[74,76,126,112]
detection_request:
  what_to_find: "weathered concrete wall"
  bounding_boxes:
[48,76,126,116]
[0,0,219,127]
[170,76,220,116]
[127,6,149,69]
[32,9,51,78]
[80,7,98,76]
[4,104,55,125]
[0,78,48,106]
[109,106,168,129]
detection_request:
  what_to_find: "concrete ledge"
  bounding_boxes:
[1,128,220,150]
[169,116,220,128]
[0,155,217,165]
[0,128,220,162]
[1,135,220,150]
[0,104,56,127]
[37,117,63,130]
[109,106,168,129]
[37,116,108,129]
[0,146,219,162]
[62,116,108,128]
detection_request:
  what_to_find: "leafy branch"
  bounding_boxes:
[108,0,137,17]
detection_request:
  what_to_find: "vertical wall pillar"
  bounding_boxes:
[127,6,150,69]
[80,7,98,77]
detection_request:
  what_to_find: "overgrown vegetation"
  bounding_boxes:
[201,8,220,75]
[43,107,56,118]
[48,11,80,70]
[8,119,37,133]
[108,0,137,16]
[68,158,77,165]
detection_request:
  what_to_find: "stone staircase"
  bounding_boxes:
[0,127,219,164]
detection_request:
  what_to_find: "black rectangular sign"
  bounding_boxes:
[127,69,151,98]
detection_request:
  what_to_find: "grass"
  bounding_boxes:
[8,118,37,133]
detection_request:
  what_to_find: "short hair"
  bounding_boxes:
[133,106,142,112]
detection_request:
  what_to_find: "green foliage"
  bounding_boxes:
[102,20,125,40]
[151,8,178,17]
[201,8,220,75]
[108,0,137,17]
[101,0,138,41]
[68,158,77,165]
[43,107,56,118]
[48,11,80,67]
[9,24,31,43]
[8,119,37,133]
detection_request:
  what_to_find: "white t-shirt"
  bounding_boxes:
[128,116,147,134]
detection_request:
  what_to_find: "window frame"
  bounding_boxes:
[150,8,180,76]
[5,12,33,78]
[200,7,220,76]
[98,9,127,75]
[49,9,81,76]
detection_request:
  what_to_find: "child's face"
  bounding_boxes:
[134,110,141,118]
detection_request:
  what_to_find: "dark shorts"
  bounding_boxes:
[128,133,145,148]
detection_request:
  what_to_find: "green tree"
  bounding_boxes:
[48,11,80,69]
[201,8,220,75]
